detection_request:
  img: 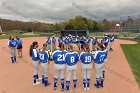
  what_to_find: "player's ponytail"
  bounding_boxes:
[84,44,90,53]
[98,43,105,51]
[29,41,38,57]
[58,42,65,52]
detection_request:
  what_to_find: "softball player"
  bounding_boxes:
[8,37,17,64]
[101,36,109,48]
[46,37,51,50]
[65,44,79,91]
[80,44,94,91]
[29,41,40,85]
[52,43,67,91]
[58,36,63,43]
[16,37,23,58]
[109,35,115,51]
[92,37,97,51]
[38,44,50,87]
[64,36,69,51]
[52,36,56,52]
[93,43,108,88]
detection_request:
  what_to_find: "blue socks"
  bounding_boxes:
[100,77,104,87]
[66,81,70,91]
[44,77,48,87]
[33,75,38,84]
[61,79,65,91]
[73,79,77,89]
[11,57,14,63]
[87,79,90,88]
[11,56,16,63]
[95,78,100,88]
[83,79,86,88]
[54,78,58,90]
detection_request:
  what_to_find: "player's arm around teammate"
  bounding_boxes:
[80,44,94,91]
[52,43,67,91]
[93,43,108,88]
[38,43,50,87]
[29,41,40,85]
[65,44,79,91]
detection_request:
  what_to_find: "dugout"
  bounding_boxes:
[60,30,88,37]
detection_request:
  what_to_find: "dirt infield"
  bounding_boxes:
[0,37,139,93]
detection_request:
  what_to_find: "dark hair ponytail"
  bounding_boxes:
[98,43,105,50]
[29,41,38,57]
[58,42,65,52]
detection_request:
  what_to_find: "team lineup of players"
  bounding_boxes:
[8,34,115,92]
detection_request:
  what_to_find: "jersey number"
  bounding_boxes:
[39,54,44,60]
[71,56,75,63]
[58,54,65,61]
[85,56,91,62]
[100,55,105,62]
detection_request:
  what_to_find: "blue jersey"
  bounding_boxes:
[101,38,108,43]
[80,52,94,64]
[16,39,22,47]
[65,52,79,66]
[68,38,72,43]
[92,39,97,45]
[32,49,39,61]
[94,49,108,64]
[87,38,91,43]
[64,38,69,44]
[52,38,56,43]
[9,40,17,48]
[110,36,114,42]
[46,39,51,44]
[58,38,63,43]
[52,50,67,64]
[39,50,49,63]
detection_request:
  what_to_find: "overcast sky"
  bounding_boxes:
[0,0,140,23]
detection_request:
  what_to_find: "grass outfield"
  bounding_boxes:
[121,39,140,87]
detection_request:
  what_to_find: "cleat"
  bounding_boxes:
[87,87,89,90]
[33,82,40,86]
[94,84,100,88]
[61,88,65,91]
[54,87,57,90]
[74,88,76,91]
[44,83,51,87]
[84,88,86,91]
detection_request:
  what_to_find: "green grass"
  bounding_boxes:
[121,39,140,87]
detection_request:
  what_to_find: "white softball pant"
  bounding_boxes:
[94,63,105,79]
[109,42,113,49]
[33,61,40,75]
[40,62,49,77]
[47,44,51,50]
[82,63,93,79]
[66,64,77,81]
[10,47,16,57]
[54,64,66,79]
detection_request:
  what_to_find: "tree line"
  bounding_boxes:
[0,16,121,33]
